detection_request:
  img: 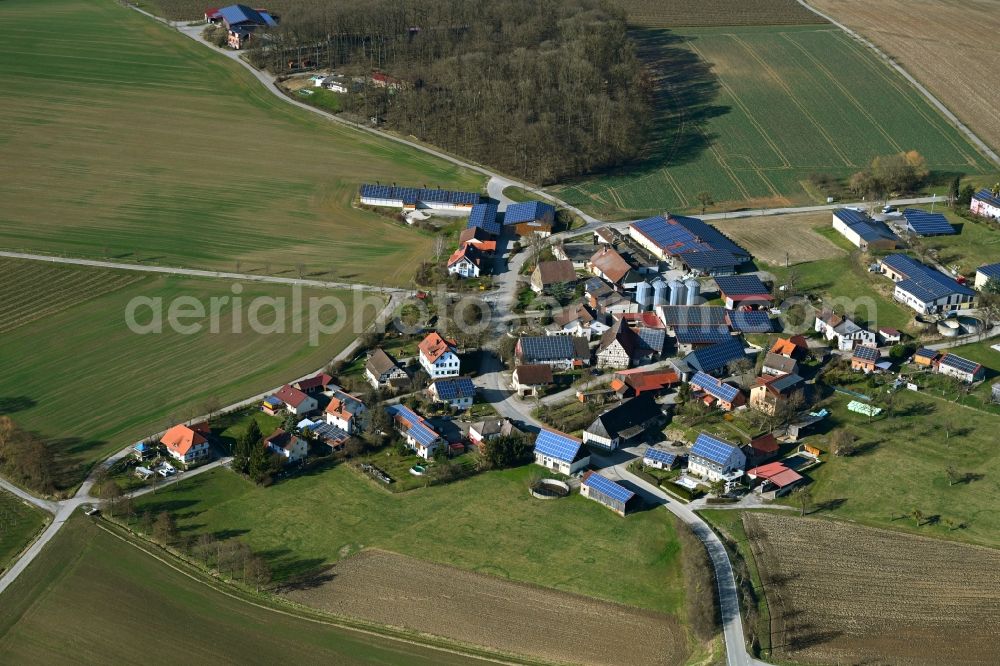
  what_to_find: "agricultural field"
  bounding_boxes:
[0,517,486,665]
[0,0,483,287]
[711,212,845,266]
[285,549,687,666]
[0,258,370,490]
[615,0,827,28]
[549,23,995,219]
[809,0,1000,155]
[742,512,1000,665]
[0,491,47,574]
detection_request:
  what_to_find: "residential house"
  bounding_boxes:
[589,247,633,287]
[831,208,901,251]
[683,336,747,376]
[747,461,804,497]
[271,384,318,416]
[749,373,805,416]
[324,387,366,434]
[515,336,590,371]
[359,184,479,212]
[505,201,556,236]
[629,214,749,275]
[688,432,747,483]
[762,352,799,377]
[161,422,211,466]
[814,310,875,351]
[365,348,408,389]
[689,371,745,411]
[878,254,975,314]
[428,377,476,410]
[935,353,985,383]
[851,345,881,373]
[264,429,309,464]
[971,189,1000,221]
[214,4,278,49]
[447,244,485,278]
[594,226,619,245]
[913,347,938,366]
[580,471,636,517]
[770,335,809,360]
[386,404,443,459]
[511,363,554,397]
[975,262,1000,291]
[530,260,577,295]
[878,327,902,344]
[582,395,659,451]
[642,447,679,470]
[533,428,591,475]
[743,433,779,468]
[713,275,773,310]
[902,208,956,236]
[593,290,639,317]
[418,332,461,378]
[546,303,608,339]
[302,420,350,452]
[468,418,521,449]
[553,243,596,268]
[596,319,638,369]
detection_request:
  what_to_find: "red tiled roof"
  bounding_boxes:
[748,462,802,488]
[750,434,779,454]
[273,384,310,408]
[621,312,665,329]
[419,332,456,364]
[770,336,808,357]
[161,424,207,456]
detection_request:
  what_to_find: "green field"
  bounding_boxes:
[550,24,995,219]
[0,517,484,664]
[0,0,483,286]
[1,258,370,490]
[0,491,48,573]
[134,464,687,615]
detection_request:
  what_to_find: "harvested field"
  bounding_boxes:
[711,212,845,265]
[283,548,688,666]
[743,512,1000,665]
[616,0,826,27]
[809,0,1000,156]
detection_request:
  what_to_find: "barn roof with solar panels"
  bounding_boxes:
[466,202,501,236]
[534,428,585,463]
[674,327,732,345]
[834,208,900,244]
[713,275,771,300]
[974,189,1000,208]
[684,336,747,374]
[977,262,1000,282]
[678,249,741,271]
[881,254,974,303]
[938,353,983,375]
[643,448,678,466]
[691,433,741,465]
[430,377,475,400]
[852,345,880,363]
[902,208,956,236]
[658,305,728,328]
[219,4,278,27]
[360,184,480,206]
[689,371,741,403]
[631,215,748,258]
[727,310,774,333]
[582,472,635,503]
[386,404,440,447]
[914,347,938,362]
[518,335,582,362]
[504,201,556,225]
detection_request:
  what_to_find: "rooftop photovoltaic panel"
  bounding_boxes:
[727,310,774,333]
[903,208,955,236]
[977,262,1000,281]
[915,347,938,359]
[692,432,739,465]
[386,404,439,446]
[360,184,480,206]
[583,473,635,503]
[769,373,804,392]
[939,354,980,374]
[466,202,501,235]
[833,208,870,226]
[974,189,1000,208]
[432,377,475,399]
[644,448,677,465]
[519,336,576,361]
[684,337,746,374]
[680,249,740,270]
[690,371,740,402]
[675,328,731,345]
[714,275,770,297]
[504,201,555,225]
[534,428,582,462]
[853,346,880,362]
[658,305,728,328]
[632,215,748,258]
[309,422,350,442]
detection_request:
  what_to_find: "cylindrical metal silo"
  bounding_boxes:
[652,278,668,307]
[684,278,700,306]
[669,279,684,306]
[635,280,653,310]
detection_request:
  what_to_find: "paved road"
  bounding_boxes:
[0,478,58,514]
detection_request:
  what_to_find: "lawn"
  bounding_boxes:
[0,517,484,665]
[133,464,687,615]
[0,0,484,286]
[0,491,48,574]
[0,258,371,490]
[549,23,995,219]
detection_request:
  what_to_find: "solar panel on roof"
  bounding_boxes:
[519,336,575,361]
[853,346,880,362]
[360,184,479,206]
[974,189,1000,208]
[685,337,746,373]
[467,202,501,235]
[940,354,980,374]
[583,473,635,503]
[728,310,773,333]
[534,429,582,462]
[690,371,739,402]
[714,275,769,297]
[505,201,555,225]
[433,377,474,400]
[680,249,740,270]
[691,433,739,465]
[915,347,937,358]
[644,448,677,465]
[675,328,731,345]
[903,209,955,236]
[658,306,728,328]
[387,404,439,446]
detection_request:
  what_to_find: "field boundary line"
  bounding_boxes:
[797,0,1000,168]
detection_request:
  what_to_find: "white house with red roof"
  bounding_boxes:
[447,244,483,278]
[264,429,309,464]
[161,422,211,466]
[324,387,367,434]
[271,384,318,416]
[418,332,460,378]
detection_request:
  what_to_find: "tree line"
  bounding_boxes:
[0,417,55,495]
[248,0,652,183]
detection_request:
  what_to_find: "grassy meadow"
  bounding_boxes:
[0,0,483,286]
[134,464,687,616]
[0,517,484,665]
[0,491,48,574]
[1,258,372,490]
[550,23,995,219]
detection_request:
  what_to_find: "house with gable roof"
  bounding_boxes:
[582,395,660,450]
[580,471,636,517]
[505,201,556,237]
[270,384,318,416]
[264,429,309,464]
[365,348,408,389]
[749,373,805,416]
[324,386,367,434]
[688,432,746,483]
[814,310,875,351]
[688,371,745,411]
[533,428,590,475]
[419,332,460,378]
[161,422,211,466]
[971,189,1000,220]
[386,404,443,459]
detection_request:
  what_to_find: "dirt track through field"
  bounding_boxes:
[744,513,1000,665]
[711,212,845,265]
[282,549,689,665]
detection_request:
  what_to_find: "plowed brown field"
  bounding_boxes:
[711,212,845,265]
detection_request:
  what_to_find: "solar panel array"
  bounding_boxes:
[714,275,770,297]
[853,346,880,363]
[386,404,439,446]
[432,377,475,400]
[882,254,974,303]
[504,201,555,225]
[833,208,869,226]
[632,216,709,255]
[584,473,635,504]
[360,184,480,206]
[519,335,575,362]
[534,428,582,462]
[678,249,739,270]
[915,347,938,359]
[310,422,350,443]
[728,310,774,333]
[636,327,667,353]
[674,327,731,345]
[691,432,739,465]
[643,448,677,465]
[685,336,746,374]
[467,202,501,235]
[939,353,980,374]
[977,262,1000,281]
[690,371,740,402]
[658,305,728,328]
[974,189,1000,208]
[903,208,955,236]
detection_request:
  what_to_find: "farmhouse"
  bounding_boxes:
[913,347,939,366]
[365,348,408,389]
[582,395,659,450]
[293,372,334,395]
[629,214,748,274]
[516,336,590,370]
[530,260,578,294]
[324,387,366,434]
[161,422,211,466]
[589,246,633,286]
[270,384,318,416]
[688,432,747,483]
[814,310,875,351]
[762,352,799,377]
[935,353,985,383]
[831,208,901,251]
[878,254,975,314]
[505,201,556,237]
[642,447,679,470]
[770,335,809,359]
[533,428,590,476]
[428,377,476,410]
[689,371,745,411]
[747,461,804,497]
[749,373,805,416]
[446,244,485,278]
[901,208,956,236]
[580,471,636,517]
[359,184,479,212]
[975,262,1000,290]
[511,363,554,397]
[610,368,679,398]
[418,332,461,378]
[713,275,772,310]
[971,189,1000,220]
[851,345,881,373]
[212,5,278,50]
[597,319,638,369]
[386,404,443,459]
[468,418,521,449]
[465,202,502,236]
[683,336,747,376]
[552,243,595,268]
[264,429,309,464]
[546,303,608,339]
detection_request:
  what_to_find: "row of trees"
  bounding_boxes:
[249,0,652,183]
[847,150,929,198]
[0,417,55,495]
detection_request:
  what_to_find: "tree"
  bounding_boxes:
[479,433,532,470]
[153,511,178,545]
[282,412,297,433]
[958,184,976,206]
[365,405,391,447]
[675,382,691,405]
[234,418,263,471]
[946,466,962,487]
[708,479,727,498]
[696,191,714,214]
[245,555,272,592]
[948,175,960,204]
[794,486,812,516]
[139,511,154,536]
[99,480,123,517]
[830,429,855,457]
[911,508,924,527]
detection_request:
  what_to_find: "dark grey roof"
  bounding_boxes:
[586,395,657,440]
